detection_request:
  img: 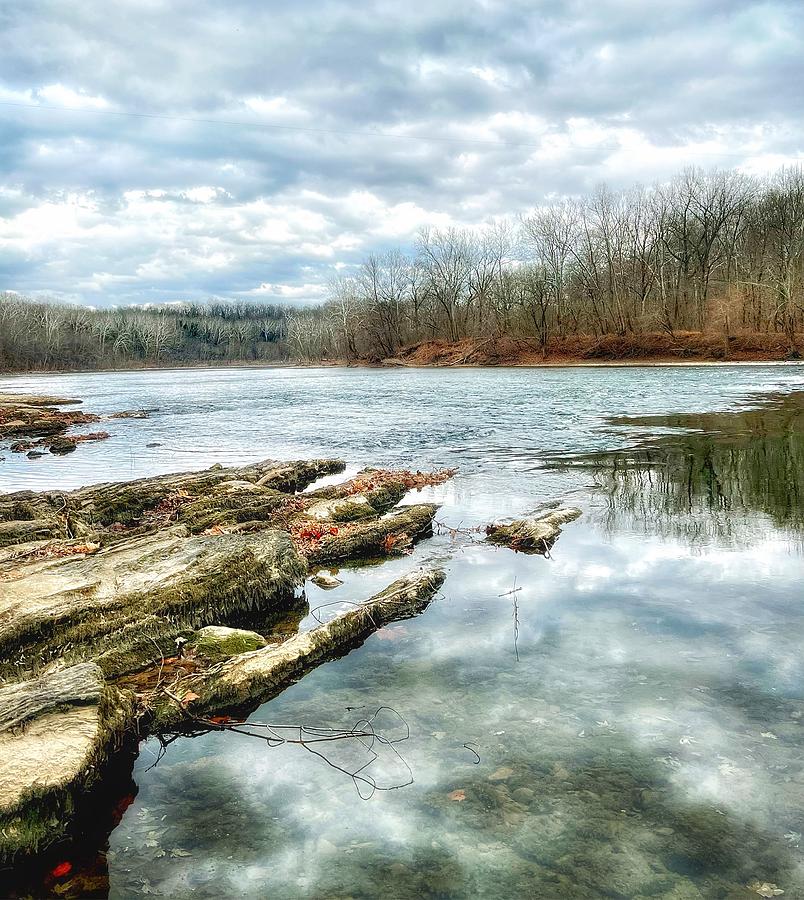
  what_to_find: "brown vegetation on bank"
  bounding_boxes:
[3,166,804,373]
[386,331,804,367]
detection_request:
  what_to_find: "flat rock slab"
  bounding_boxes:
[0,395,99,440]
[0,663,133,859]
[0,394,82,407]
[0,527,306,678]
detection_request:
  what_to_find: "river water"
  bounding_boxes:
[2,364,804,899]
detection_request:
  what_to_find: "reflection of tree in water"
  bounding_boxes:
[550,391,804,545]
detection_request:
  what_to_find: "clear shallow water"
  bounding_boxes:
[2,365,804,899]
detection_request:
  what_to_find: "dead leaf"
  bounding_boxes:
[181,690,200,704]
[202,524,226,535]
[448,789,466,802]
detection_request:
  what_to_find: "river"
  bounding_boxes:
[1,364,803,898]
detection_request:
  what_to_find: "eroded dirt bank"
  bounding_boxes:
[383,332,804,367]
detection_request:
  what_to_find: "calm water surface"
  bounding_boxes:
[2,365,804,899]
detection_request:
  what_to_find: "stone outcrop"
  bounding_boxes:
[0,456,452,861]
[152,567,446,730]
[485,506,582,554]
[0,394,97,441]
[0,663,134,859]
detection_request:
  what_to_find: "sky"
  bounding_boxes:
[0,0,803,308]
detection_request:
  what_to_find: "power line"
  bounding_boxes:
[1,99,802,161]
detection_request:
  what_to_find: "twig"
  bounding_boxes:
[158,689,414,799]
[463,742,481,764]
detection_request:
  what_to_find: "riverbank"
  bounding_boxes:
[384,332,803,367]
[0,331,801,375]
[0,453,457,864]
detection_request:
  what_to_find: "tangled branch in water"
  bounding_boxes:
[157,690,414,799]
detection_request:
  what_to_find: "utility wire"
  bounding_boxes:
[1,99,801,161]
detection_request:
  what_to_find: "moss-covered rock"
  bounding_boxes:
[0,527,306,679]
[0,663,135,861]
[151,567,446,729]
[188,625,267,662]
[486,506,582,554]
[306,495,375,521]
[0,457,452,866]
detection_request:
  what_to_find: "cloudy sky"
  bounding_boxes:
[1,0,802,307]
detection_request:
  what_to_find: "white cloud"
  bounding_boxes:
[1,0,802,305]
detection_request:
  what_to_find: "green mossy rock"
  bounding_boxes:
[189,625,267,662]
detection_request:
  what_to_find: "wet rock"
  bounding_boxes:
[0,394,99,439]
[152,567,446,729]
[109,409,156,419]
[304,504,439,565]
[311,572,344,589]
[0,394,82,407]
[486,506,582,554]
[0,663,134,860]
[48,436,77,455]
[26,450,45,460]
[188,625,267,663]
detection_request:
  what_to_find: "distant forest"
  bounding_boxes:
[0,299,289,370]
[2,165,804,371]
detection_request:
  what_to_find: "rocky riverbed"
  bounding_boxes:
[0,426,458,862]
[0,391,587,881]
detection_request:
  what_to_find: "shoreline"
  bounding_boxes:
[1,357,804,378]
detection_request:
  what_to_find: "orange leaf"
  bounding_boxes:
[202,524,226,535]
[182,690,200,703]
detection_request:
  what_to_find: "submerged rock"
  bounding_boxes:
[311,572,344,589]
[108,409,156,419]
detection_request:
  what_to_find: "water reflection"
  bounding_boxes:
[549,391,804,545]
[1,368,803,898]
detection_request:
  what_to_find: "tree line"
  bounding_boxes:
[2,165,803,371]
[287,166,804,361]
[0,299,288,370]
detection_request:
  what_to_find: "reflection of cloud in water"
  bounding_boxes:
[99,376,804,897]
